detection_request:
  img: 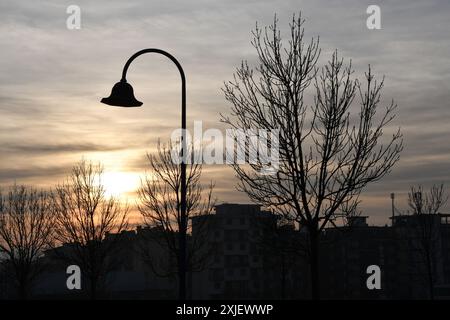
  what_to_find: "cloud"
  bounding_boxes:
[0,164,69,182]
[0,141,127,155]
[0,0,449,225]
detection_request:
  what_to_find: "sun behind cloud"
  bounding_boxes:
[101,171,141,198]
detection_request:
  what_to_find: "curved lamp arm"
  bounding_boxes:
[121,48,186,86]
[121,48,186,133]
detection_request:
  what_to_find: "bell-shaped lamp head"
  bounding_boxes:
[101,79,143,107]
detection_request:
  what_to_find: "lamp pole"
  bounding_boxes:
[101,48,187,300]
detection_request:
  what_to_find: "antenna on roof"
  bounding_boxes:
[390,193,395,225]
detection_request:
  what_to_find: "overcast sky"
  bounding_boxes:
[1,0,449,225]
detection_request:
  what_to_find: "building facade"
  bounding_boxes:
[2,204,450,299]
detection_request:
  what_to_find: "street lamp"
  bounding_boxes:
[101,48,188,300]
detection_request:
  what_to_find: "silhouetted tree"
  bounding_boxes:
[0,185,54,299]
[222,14,403,299]
[51,160,129,299]
[407,184,448,300]
[138,142,215,299]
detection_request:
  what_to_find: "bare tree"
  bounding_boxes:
[51,160,129,299]
[138,142,215,299]
[221,14,403,299]
[0,185,54,299]
[407,184,448,299]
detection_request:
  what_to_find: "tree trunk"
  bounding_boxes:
[309,227,320,300]
[426,251,434,300]
[18,279,27,300]
[90,276,97,300]
[281,255,286,299]
[17,269,29,300]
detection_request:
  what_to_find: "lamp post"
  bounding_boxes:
[101,48,188,300]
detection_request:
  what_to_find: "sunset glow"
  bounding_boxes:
[102,171,141,198]
[0,0,449,226]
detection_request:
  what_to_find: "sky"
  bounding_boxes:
[0,0,449,225]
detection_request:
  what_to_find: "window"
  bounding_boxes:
[239,255,249,267]
[251,269,259,281]
[240,217,246,225]
[226,218,233,225]
[239,243,246,251]
[238,231,247,241]
[225,256,231,267]
[224,230,232,241]
[210,269,224,282]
